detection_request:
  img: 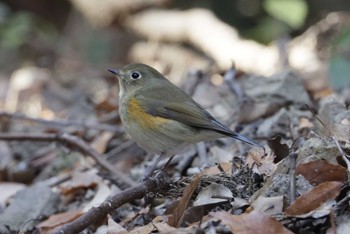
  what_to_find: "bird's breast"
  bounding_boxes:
[122,97,168,130]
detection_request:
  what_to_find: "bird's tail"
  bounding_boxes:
[226,132,263,149]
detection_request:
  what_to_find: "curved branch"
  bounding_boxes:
[0,133,136,188]
[52,173,169,234]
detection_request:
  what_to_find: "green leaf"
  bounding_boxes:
[263,0,308,29]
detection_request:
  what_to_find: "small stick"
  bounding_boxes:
[0,132,136,188]
[289,152,298,203]
[333,137,350,171]
[52,172,169,234]
[0,111,122,133]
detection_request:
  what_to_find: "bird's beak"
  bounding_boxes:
[108,69,121,76]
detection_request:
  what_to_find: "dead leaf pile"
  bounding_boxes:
[0,2,350,234]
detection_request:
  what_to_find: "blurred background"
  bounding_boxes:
[1,0,350,117]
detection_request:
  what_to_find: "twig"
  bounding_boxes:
[333,136,350,170]
[0,111,122,133]
[289,152,298,203]
[305,104,331,136]
[52,172,170,234]
[215,163,225,173]
[0,132,136,188]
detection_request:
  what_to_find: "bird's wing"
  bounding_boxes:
[135,84,233,134]
[135,83,262,147]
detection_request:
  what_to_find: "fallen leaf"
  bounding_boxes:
[183,201,229,225]
[340,118,350,126]
[203,162,232,175]
[91,131,114,154]
[128,222,155,234]
[59,170,101,195]
[153,222,177,233]
[0,182,26,205]
[105,216,127,234]
[167,173,203,227]
[246,150,277,176]
[82,182,111,212]
[193,183,232,206]
[36,210,82,233]
[284,181,342,216]
[0,185,60,232]
[299,117,314,129]
[267,135,289,163]
[231,197,249,211]
[251,196,284,215]
[211,211,293,234]
[129,216,165,234]
[296,160,347,186]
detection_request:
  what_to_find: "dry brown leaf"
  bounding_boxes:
[267,135,289,163]
[82,182,111,212]
[246,150,277,176]
[311,87,333,100]
[59,170,101,195]
[203,162,232,175]
[91,131,114,154]
[167,173,203,227]
[36,210,82,233]
[299,117,314,129]
[284,181,342,216]
[211,211,293,234]
[296,160,347,186]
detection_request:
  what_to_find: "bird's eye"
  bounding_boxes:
[130,71,141,79]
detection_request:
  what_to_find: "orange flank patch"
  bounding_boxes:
[128,97,168,129]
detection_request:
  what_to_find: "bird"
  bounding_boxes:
[108,63,262,177]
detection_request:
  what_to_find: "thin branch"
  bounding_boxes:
[0,111,122,133]
[333,136,350,171]
[52,172,170,234]
[0,132,136,188]
[289,152,298,204]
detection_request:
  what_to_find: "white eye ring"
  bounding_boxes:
[130,71,142,79]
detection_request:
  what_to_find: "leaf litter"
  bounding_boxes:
[0,5,350,234]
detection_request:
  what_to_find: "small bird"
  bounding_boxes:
[108,63,262,176]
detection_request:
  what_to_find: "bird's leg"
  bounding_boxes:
[140,153,165,181]
[162,155,175,171]
[140,153,175,181]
